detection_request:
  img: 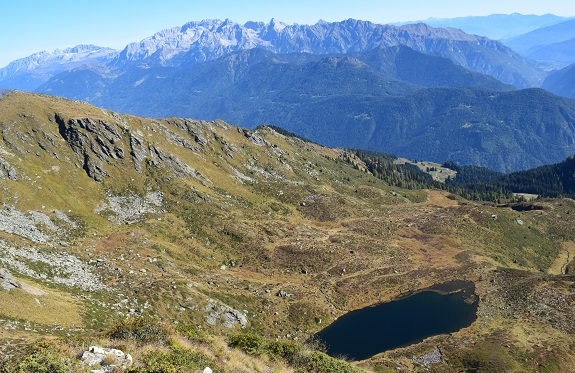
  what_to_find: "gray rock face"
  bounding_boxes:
[149,145,207,180]
[129,134,147,173]
[0,268,18,290]
[55,115,124,182]
[0,157,17,180]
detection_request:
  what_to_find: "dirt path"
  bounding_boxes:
[548,242,575,275]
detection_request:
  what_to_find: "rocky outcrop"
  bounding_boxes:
[55,114,124,182]
[81,346,132,373]
[149,145,210,181]
[129,133,147,173]
[412,347,442,366]
[202,301,248,328]
[0,157,17,180]
[0,268,18,290]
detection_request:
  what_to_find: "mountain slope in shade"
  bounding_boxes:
[504,18,575,56]
[240,88,575,173]
[37,45,513,113]
[542,63,575,98]
[527,37,575,66]
[405,13,567,40]
[349,46,515,90]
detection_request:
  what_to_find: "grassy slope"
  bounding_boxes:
[0,91,575,371]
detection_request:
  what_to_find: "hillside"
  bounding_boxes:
[1,91,575,371]
[475,155,575,198]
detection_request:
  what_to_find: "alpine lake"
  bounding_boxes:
[314,280,479,361]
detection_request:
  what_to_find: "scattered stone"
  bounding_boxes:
[202,301,248,328]
[0,239,106,291]
[95,191,164,224]
[53,210,77,228]
[0,205,53,245]
[277,290,293,298]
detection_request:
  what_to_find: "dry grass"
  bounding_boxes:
[0,279,82,328]
[548,241,575,275]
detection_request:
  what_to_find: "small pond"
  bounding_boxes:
[314,280,478,361]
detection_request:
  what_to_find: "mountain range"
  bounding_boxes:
[34,46,574,173]
[0,44,117,91]
[1,17,574,174]
[0,18,545,90]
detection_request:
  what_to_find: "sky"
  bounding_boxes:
[1,0,575,68]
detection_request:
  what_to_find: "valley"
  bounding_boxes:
[0,92,574,371]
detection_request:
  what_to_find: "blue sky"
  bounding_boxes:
[1,0,575,68]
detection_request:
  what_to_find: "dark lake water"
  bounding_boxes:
[314,281,478,361]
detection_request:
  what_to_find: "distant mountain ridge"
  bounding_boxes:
[1,18,545,90]
[111,18,543,87]
[403,13,567,40]
[504,18,575,66]
[0,45,117,91]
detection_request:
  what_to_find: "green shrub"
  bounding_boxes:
[109,317,170,345]
[227,333,266,356]
[304,351,361,373]
[175,324,210,344]
[265,340,304,364]
[126,348,219,373]
[14,349,75,373]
